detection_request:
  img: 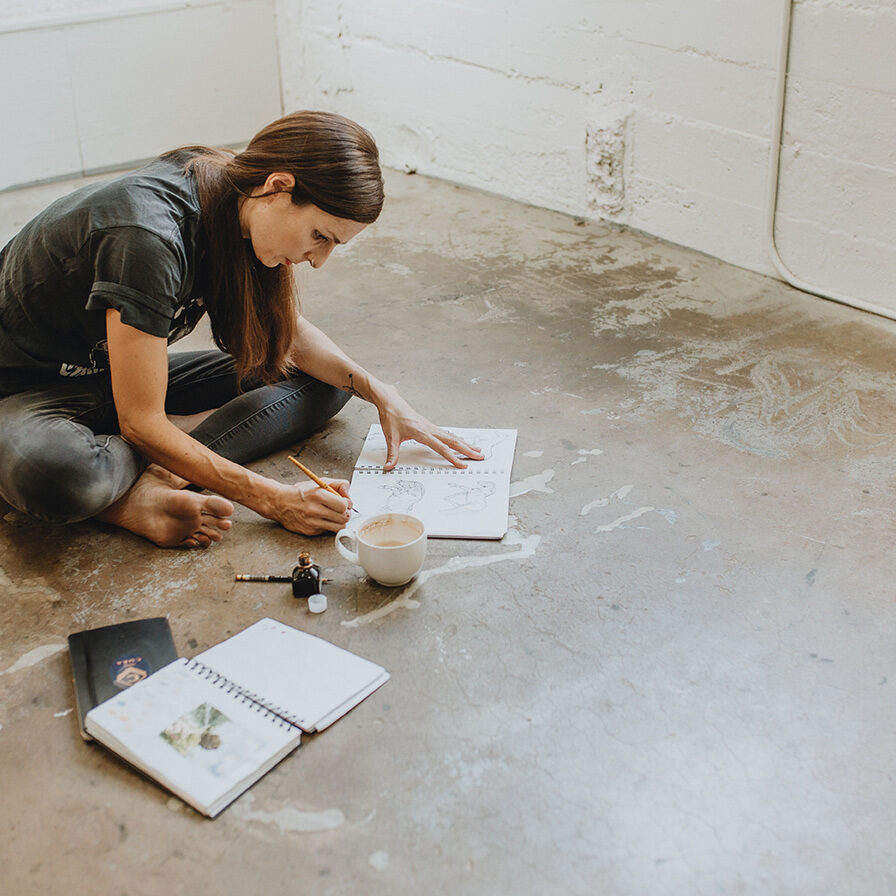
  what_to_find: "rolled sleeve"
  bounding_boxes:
[84,227,186,338]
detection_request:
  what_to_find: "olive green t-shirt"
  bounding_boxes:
[0,154,208,394]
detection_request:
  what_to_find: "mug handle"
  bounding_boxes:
[335,528,360,564]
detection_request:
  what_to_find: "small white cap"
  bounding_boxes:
[307,592,327,613]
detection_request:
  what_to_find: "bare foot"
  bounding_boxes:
[167,408,217,434]
[96,465,234,548]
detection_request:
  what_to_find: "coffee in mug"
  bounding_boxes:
[335,513,426,586]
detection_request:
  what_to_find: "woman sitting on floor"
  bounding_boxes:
[0,110,481,547]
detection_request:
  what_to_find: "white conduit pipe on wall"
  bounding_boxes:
[766,0,896,321]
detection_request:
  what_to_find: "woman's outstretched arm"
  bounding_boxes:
[288,315,484,470]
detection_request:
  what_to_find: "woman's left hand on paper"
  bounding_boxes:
[374,384,484,471]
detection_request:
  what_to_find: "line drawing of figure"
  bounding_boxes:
[443,481,496,513]
[378,479,426,513]
[461,431,508,463]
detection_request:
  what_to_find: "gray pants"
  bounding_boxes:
[0,350,351,523]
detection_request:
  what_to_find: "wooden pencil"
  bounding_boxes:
[288,456,359,513]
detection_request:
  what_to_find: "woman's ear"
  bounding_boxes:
[263,172,296,194]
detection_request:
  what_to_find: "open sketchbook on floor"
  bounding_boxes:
[84,617,389,818]
[349,424,518,539]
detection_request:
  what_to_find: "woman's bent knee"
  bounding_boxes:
[0,421,142,523]
[192,376,352,464]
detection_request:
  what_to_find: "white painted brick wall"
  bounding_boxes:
[0,0,282,189]
[773,0,896,308]
[0,0,154,21]
[279,0,896,314]
[3,0,891,312]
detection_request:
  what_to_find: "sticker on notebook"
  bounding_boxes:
[110,654,152,689]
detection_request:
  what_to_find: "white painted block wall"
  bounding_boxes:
[0,0,283,190]
[775,0,896,311]
[3,0,892,314]
[278,0,896,314]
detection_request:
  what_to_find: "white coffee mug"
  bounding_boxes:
[335,513,427,586]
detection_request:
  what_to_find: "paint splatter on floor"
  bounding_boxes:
[1,643,66,676]
[231,793,345,833]
[510,470,555,497]
[343,526,541,627]
[593,506,655,533]
[612,336,896,459]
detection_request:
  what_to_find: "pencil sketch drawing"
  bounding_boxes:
[443,481,496,513]
[379,479,425,513]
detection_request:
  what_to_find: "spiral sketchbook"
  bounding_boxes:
[83,618,389,818]
[350,425,518,539]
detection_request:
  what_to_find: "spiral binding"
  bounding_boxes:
[186,658,300,731]
[355,467,502,475]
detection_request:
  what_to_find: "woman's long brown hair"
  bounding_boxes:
[165,111,384,384]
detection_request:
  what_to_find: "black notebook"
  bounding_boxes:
[68,617,178,741]
[82,617,389,817]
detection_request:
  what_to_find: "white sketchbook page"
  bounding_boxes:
[85,658,300,817]
[354,426,517,472]
[193,618,389,732]
[350,426,518,539]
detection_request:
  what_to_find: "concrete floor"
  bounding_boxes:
[2,167,896,896]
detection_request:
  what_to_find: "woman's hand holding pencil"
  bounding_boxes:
[261,458,352,534]
[289,456,359,514]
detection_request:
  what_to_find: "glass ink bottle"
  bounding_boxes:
[291,551,322,598]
